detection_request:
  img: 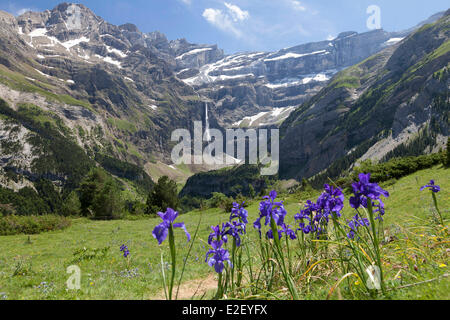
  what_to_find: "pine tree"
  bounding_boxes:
[146,176,179,215]
[78,168,122,218]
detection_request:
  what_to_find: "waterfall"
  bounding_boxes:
[205,102,211,142]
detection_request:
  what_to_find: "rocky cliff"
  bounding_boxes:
[279,11,450,181]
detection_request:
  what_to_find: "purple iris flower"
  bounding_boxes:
[373,199,386,221]
[267,224,297,240]
[420,180,441,193]
[317,184,345,217]
[223,220,246,247]
[283,224,298,240]
[230,202,248,224]
[302,224,312,234]
[347,214,370,239]
[205,240,232,274]
[269,224,297,240]
[350,173,389,209]
[254,190,287,232]
[295,199,328,238]
[152,208,191,245]
[266,229,283,240]
[272,224,297,240]
[208,223,230,245]
[120,245,130,258]
[295,200,317,221]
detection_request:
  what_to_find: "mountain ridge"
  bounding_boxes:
[279,11,449,181]
[0,3,448,203]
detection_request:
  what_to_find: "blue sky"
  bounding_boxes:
[1,0,448,53]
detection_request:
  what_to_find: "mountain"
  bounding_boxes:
[180,10,449,199]
[279,10,450,181]
[179,30,407,128]
[178,12,445,129]
[0,3,228,194]
[0,2,447,203]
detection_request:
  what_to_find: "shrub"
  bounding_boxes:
[0,186,50,216]
[78,168,123,219]
[207,192,234,212]
[353,153,443,183]
[69,246,110,264]
[94,153,154,193]
[0,215,71,236]
[61,191,81,216]
[34,179,63,213]
[248,184,256,199]
[91,180,123,220]
[146,176,179,215]
[179,196,203,212]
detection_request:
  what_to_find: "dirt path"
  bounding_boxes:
[150,274,218,300]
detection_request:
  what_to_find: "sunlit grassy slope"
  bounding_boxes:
[0,165,448,300]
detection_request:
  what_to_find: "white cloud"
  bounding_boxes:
[202,3,249,38]
[16,8,33,16]
[179,0,191,5]
[203,8,241,38]
[290,1,306,12]
[224,2,249,22]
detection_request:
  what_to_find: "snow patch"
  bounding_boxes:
[176,47,213,60]
[385,37,404,46]
[234,111,267,127]
[302,73,330,84]
[61,37,90,50]
[232,106,296,127]
[106,45,127,58]
[246,52,266,59]
[28,28,47,37]
[95,54,122,68]
[264,50,328,62]
[33,68,51,78]
[26,27,89,53]
[78,54,90,60]
[265,73,331,89]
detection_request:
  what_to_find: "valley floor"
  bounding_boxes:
[0,166,448,300]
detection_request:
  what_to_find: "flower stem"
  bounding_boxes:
[431,192,444,225]
[216,272,223,299]
[231,238,236,293]
[168,225,176,300]
[270,218,299,300]
[367,201,386,295]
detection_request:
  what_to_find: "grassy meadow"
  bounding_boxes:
[0,165,448,300]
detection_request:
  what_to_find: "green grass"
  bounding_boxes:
[107,118,138,134]
[16,103,71,135]
[0,65,92,111]
[330,75,360,89]
[0,166,448,300]
[429,39,450,61]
